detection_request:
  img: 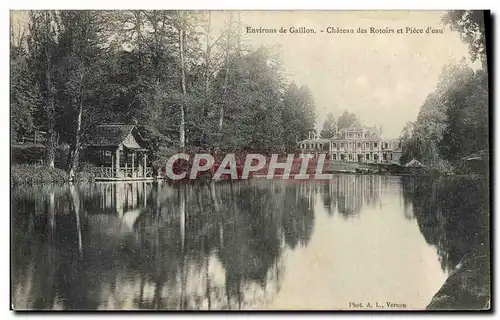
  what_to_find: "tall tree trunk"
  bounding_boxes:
[42,12,57,168]
[69,100,83,180]
[237,12,242,55]
[46,126,56,168]
[69,74,84,180]
[178,19,187,149]
[204,12,212,95]
[200,12,212,147]
[45,67,56,168]
[218,12,233,133]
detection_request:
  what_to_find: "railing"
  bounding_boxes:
[17,130,47,145]
[91,166,154,179]
[91,167,116,178]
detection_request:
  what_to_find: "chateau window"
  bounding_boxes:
[374,142,378,148]
[332,154,337,160]
[357,142,361,149]
[333,143,337,149]
[366,154,370,160]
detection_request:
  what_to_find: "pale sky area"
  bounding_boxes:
[227,11,473,139]
[11,10,473,139]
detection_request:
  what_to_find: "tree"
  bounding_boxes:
[13,10,321,170]
[337,110,359,130]
[27,11,61,168]
[439,68,488,164]
[56,10,107,178]
[320,113,336,138]
[279,82,316,150]
[442,10,487,65]
[10,45,39,143]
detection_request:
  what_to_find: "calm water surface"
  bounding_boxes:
[11,175,489,310]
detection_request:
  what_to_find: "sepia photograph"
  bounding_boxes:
[10,9,490,311]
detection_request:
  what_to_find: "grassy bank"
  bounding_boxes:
[11,164,69,185]
[11,164,96,185]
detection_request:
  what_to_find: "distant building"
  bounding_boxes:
[296,131,330,157]
[296,123,402,164]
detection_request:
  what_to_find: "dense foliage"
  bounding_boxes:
[11,10,316,170]
[400,11,488,171]
[11,164,69,184]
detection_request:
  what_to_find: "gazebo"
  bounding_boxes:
[84,124,153,180]
[403,159,429,175]
[404,159,428,168]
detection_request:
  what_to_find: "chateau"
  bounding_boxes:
[297,123,402,165]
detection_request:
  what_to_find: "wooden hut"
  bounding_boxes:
[84,124,153,180]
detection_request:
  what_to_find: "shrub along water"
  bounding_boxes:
[11,163,97,185]
[11,164,69,185]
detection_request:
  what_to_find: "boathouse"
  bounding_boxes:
[84,124,153,180]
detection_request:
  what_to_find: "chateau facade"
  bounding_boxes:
[297,123,402,165]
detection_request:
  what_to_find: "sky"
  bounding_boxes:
[212,10,473,139]
[11,10,474,139]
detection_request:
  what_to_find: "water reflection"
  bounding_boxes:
[401,176,490,273]
[11,174,489,310]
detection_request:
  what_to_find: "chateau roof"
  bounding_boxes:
[297,138,331,144]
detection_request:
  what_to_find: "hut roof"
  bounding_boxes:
[404,159,428,168]
[87,124,139,147]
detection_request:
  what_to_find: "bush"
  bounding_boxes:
[74,162,97,183]
[11,164,69,185]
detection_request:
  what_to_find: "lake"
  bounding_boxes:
[11,175,489,310]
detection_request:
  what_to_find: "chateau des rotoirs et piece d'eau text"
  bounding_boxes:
[245,26,444,34]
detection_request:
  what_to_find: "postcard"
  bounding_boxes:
[10,10,490,311]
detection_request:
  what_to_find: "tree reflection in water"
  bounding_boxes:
[11,180,317,310]
[401,176,489,273]
[11,175,489,310]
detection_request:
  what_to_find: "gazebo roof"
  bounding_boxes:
[404,159,428,168]
[87,124,145,149]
